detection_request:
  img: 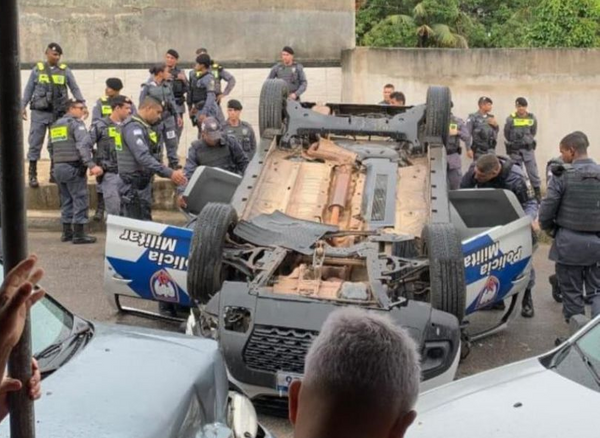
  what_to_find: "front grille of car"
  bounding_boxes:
[243,325,319,374]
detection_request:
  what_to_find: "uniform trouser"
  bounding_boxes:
[556,263,600,321]
[119,176,153,221]
[159,115,179,165]
[473,148,496,161]
[100,172,123,216]
[175,112,184,140]
[27,110,55,161]
[54,163,89,225]
[509,148,541,189]
[447,152,462,190]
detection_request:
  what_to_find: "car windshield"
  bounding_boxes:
[31,296,74,355]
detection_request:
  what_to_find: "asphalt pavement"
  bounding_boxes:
[27,230,572,438]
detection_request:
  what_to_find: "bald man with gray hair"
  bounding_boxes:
[288,307,421,438]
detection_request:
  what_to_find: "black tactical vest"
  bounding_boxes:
[446,117,461,154]
[274,63,300,93]
[506,112,536,151]
[189,71,208,105]
[118,116,160,175]
[225,123,254,157]
[194,140,236,173]
[31,62,69,114]
[95,117,121,172]
[50,116,80,163]
[556,167,600,232]
[470,113,497,152]
[169,67,185,102]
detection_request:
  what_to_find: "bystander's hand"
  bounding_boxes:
[177,116,183,128]
[467,149,474,159]
[532,219,541,234]
[177,195,187,209]
[487,116,498,127]
[0,359,42,422]
[170,169,187,186]
[289,93,297,101]
[216,95,223,104]
[89,166,104,177]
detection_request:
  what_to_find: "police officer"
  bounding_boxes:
[447,108,471,190]
[22,43,86,188]
[118,98,187,221]
[177,117,248,209]
[224,99,257,160]
[389,91,406,107]
[89,96,133,219]
[466,97,499,160]
[196,48,236,108]
[461,154,539,317]
[164,49,188,141]
[504,97,541,202]
[91,78,136,122]
[267,46,308,101]
[49,100,103,244]
[187,54,222,133]
[539,131,600,326]
[379,84,395,105]
[140,63,182,169]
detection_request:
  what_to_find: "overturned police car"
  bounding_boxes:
[104,81,533,403]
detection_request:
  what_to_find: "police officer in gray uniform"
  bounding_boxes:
[267,46,308,100]
[187,54,223,133]
[118,98,187,221]
[539,131,600,326]
[49,100,103,244]
[224,99,257,160]
[89,96,133,218]
[462,154,539,317]
[92,78,129,122]
[466,96,499,161]
[140,63,181,169]
[504,97,541,202]
[177,117,249,209]
[22,43,86,188]
[447,110,471,190]
[164,49,188,141]
[196,48,236,114]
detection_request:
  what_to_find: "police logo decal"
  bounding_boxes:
[150,269,179,303]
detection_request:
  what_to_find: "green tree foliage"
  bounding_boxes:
[357,0,600,48]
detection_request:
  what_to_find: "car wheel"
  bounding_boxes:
[424,86,452,147]
[188,203,238,304]
[259,79,289,138]
[422,223,466,322]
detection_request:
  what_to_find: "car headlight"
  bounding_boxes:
[226,391,258,438]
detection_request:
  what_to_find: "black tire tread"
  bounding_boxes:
[424,86,452,146]
[259,79,289,137]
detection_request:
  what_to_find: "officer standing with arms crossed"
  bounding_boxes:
[224,99,257,160]
[118,97,187,221]
[267,46,308,101]
[164,49,188,141]
[447,106,471,190]
[49,100,103,244]
[89,96,133,219]
[140,63,181,169]
[466,96,499,160]
[187,54,222,133]
[22,43,86,188]
[177,117,248,209]
[539,131,600,330]
[504,97,542,202]
[461,154,539,317]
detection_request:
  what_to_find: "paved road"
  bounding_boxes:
[28,230,572,438]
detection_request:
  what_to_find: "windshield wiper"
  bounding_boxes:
[35,325,94,374]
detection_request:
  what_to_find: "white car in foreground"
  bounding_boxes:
[409,315,600,438]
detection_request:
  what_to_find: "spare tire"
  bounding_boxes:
[422,223,466,322]
[424,86,452,147]
[259,79,289,137]
[188,203,238,304]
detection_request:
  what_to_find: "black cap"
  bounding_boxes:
[111,95,132,109]
[227,99,243,110]
[201,117,222,141]
[478,96,493,105]
[105,77,124,91]
[195,54,211,67]
[47,42,63,55]
[282,46,294,55]
[515,97,528,107]
[166,49,179,59]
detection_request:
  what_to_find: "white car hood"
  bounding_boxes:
[409,358,600,438]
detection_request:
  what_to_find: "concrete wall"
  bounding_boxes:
[19,0,355,64]
[21,66,343,160]
[342,48,600,186]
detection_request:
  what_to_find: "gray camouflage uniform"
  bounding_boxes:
[466,111,499,160]
[267,62,307,99]
[187,71,224,128]
[224,121,257,160]
[504,112,541,190]
[446,114,470,190]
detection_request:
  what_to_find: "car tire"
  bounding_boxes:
[188,202,238,304]
[424,86,452,146]
[422,223,466,322]
[259,79,289,138]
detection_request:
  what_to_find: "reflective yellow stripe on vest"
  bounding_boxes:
[149,132,158,144]
[101,105,112,116]
[50,126,68,142]
[513,118,534,127]
[449,123,458,130]
[51,74,66,85]
[108,126,123,150]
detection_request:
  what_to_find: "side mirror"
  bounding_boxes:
[226,391,258,438]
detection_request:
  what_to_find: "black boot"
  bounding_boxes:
[28,161,39,188]
[49,160,56,184]
[534,187,542,204]
[93,193,105,222]
[521,288,534,318]
[60,223,73,242]
[72,224,97,244]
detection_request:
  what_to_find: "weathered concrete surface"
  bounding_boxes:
[343,48,600,185]
[19,0,355,64]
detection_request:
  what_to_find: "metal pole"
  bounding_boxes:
[0,0,36,437]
